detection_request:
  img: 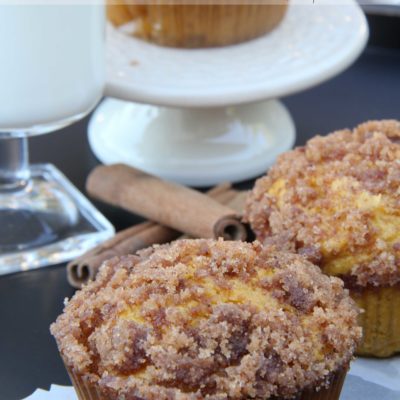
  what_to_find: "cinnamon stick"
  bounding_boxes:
[66,222,179,288]
[225,190,248,213]
[86,164,247,241]
[67,182,241,289]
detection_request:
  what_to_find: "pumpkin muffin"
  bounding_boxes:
[245,119,400,357]
[51,238,360,399]
[107,1,288,48]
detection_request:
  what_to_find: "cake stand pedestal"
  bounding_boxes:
[89,0,368,186]
[89,99,295,186]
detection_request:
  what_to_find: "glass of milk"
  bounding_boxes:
[0,2,114,275]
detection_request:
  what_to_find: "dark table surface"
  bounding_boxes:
[1,15,400,400]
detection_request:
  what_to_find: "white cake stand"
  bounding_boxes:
[89,0,368,186]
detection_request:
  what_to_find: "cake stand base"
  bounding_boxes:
[88,98,295,187]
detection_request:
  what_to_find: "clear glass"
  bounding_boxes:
[0,4,114,275]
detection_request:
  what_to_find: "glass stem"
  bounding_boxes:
[0,136,30,192]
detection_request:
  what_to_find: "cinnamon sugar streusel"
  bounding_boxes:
[51,239,361,400]
[245,120,400,288]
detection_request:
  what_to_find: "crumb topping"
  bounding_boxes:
[51,239,360,399]
[245,120,400,287]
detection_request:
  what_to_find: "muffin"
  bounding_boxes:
[107,1,288,48]
[245,120,400,357]
[51,238,360,399]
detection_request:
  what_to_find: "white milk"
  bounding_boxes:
[0,4,105,131]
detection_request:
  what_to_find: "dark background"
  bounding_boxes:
[0,12,399,400]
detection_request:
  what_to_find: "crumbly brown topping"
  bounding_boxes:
[51,239,360,400]
[245,120,400,287]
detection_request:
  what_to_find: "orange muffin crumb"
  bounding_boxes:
[51,239,360,399]
[245,120,400,288]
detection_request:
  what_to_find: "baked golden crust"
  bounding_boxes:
[51,239,360,400]
[245,120,400,288]
[106,2,288,48]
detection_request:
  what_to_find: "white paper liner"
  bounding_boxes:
[24,357,400,400]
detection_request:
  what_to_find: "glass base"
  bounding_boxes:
[0,164,114,275]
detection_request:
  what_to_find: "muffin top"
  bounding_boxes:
[51,239,360,400]
[245,120,400,288]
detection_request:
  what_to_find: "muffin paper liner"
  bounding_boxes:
[64,362,105,400]
[63,357,346,400]
[25,357,400,399]
[297,368,346,400]
[352,285,400,357]
[112,3,288,48]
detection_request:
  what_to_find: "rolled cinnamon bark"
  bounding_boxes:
[67,222,180,288]
[86,164,247,241]
[67,182,243,289]
[225,190,248,213]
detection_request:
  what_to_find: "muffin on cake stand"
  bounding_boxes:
[89,0,368,187]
